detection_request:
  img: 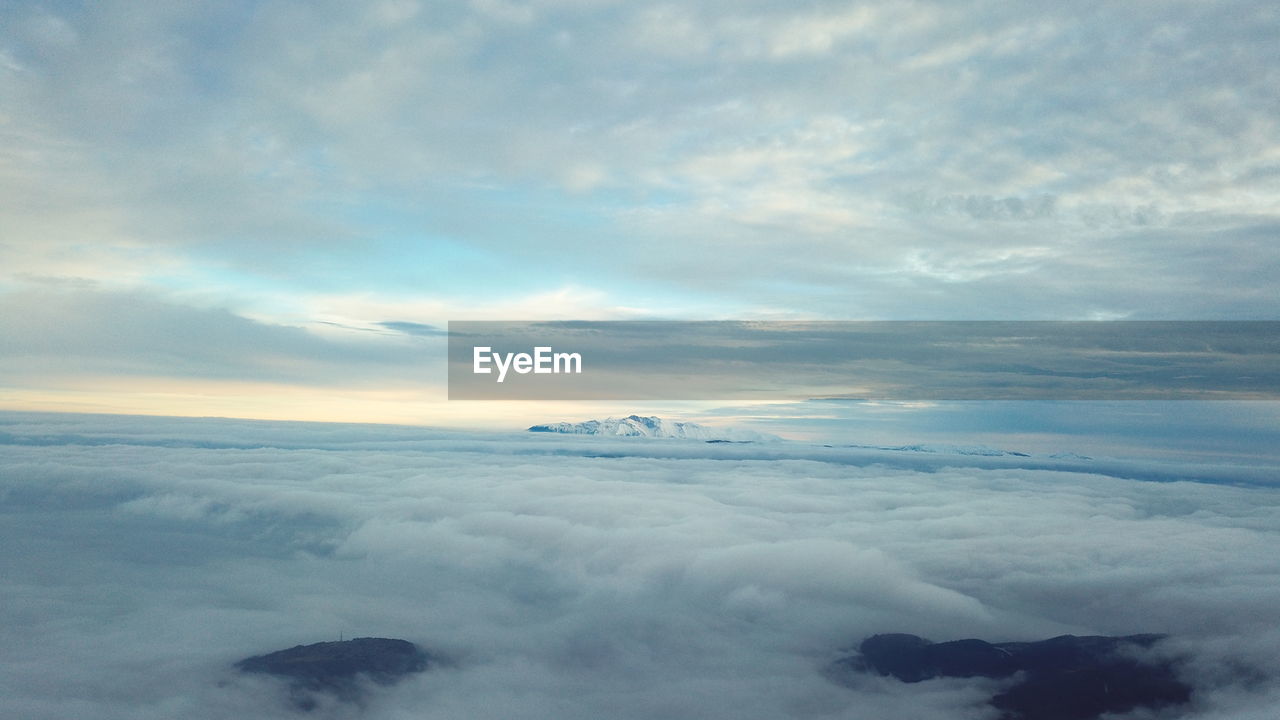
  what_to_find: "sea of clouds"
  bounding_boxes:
[2,411,1278,719]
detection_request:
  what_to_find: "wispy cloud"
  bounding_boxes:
[2,0,1278,416]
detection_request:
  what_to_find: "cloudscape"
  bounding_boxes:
[1,2,1278,718]
[3,413,1279,718]
[2,0,1279,421]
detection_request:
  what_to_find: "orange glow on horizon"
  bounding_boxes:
[0,378,751,432]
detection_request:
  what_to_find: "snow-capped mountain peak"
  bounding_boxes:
[528,415,779,442]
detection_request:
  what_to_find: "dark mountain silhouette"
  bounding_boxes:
[835,633,1191,720]
[236,637,430,711]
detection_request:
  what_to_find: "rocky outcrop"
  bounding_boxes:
[236,637,430,710]
[836,633,1191,720]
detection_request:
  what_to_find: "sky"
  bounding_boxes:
[1,0,1278,426]
[4,9,1279,716]
[2,412,1279,719]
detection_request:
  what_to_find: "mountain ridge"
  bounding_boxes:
[528,415,780,442]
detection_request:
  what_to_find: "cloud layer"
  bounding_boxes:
[3,1,1278,421]
[2,412,1278,718]
[3,0,1279,324]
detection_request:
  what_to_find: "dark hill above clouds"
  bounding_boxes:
[235,637,430,710]
[836,633,1190,720]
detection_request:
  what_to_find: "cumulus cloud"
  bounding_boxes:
[1,411,1278,718]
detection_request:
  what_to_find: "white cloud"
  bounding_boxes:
[1,412,1278,718]
[3,0,1278,322]
[764,6,880,59]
